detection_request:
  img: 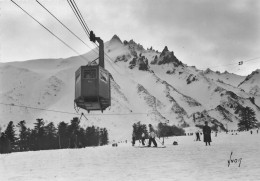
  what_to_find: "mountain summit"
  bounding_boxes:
[110,34,122,44]
[150,46,182,67]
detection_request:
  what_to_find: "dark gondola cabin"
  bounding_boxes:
[75,31,111,112]
[74,65,111,112]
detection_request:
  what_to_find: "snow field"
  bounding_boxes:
[1,131,259,181]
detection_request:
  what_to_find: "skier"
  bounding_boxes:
[196,131,201,141]
[203,121,212,146]
[141,132,146,146]
[132,131,136,146]
[148,124,157,147]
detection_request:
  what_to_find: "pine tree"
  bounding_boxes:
[0,133,5,153]
[100,128,109,146]
[28,129,37,151]
[94,127,100,146]
[17,120,30,151]
[77,128,86,148]
[34,118,45,150]
[5,121,16,144]
[85,126,94,146]
[45,122,58,149]
[0,132,11,153]
[58,121,69,149]
[157,123,168,137]
[86,126,99,146]
[4,121,17,152]
[132,122,148,140]
[157,123,185,137]
[238,106,258,131]
[68,117,80,148]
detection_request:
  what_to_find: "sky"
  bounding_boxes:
[0,0,259,75]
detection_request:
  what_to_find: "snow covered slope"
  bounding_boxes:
[0,35,259,140]
[203,68,246,87]
[238,69,260,96]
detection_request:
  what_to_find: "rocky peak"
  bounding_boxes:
[204,68,213,74]
[223,70,229,74]
[110,34,122,44]
[128,53,149,71]
[128,39,136,45]
[155,46,182,67]
[123,39,144,55]
[160,46,169,58]
[162,46,169,52]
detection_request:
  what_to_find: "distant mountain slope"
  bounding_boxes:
[203,68,246,87]
[0,35,259,140]
[238,69,260,96]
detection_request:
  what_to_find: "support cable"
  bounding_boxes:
[202,57,260,70]
[67,0,90,37]
[10,0,89,62]
[70,0,91,34]
[65,0,123,74]
[0,102,173,116]
[36,0,92,51]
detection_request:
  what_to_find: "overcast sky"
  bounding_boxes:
[1,0,259,75]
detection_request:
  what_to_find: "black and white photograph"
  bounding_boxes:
[0,0,260,180]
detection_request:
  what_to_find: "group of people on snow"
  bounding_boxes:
[132,121,213,147]
[194,121,212,145]
[132,124,157,147]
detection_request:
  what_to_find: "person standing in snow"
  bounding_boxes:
[132,131,136,146]
[196,131,201,141]
[203,121,212,146]
[141,132,146,146]
[148,124,157,147]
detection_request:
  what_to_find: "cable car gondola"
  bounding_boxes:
[74,31,111,112]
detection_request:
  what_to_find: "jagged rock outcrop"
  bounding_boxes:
[128,54,149,71]
[203,68,214,74]
[186,74,198,84]
[151,55,158,65]
[115,54,131,63]
[124,39,144,56]
[151,46,183,67]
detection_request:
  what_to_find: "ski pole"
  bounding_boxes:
[155,137,164,145]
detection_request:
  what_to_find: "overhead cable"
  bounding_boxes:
[70,0,91,34]
[202,57,260,69]
[0,102,174,116]
[67,0,90,37]
[10,0,89,62]
[36,0,93,51]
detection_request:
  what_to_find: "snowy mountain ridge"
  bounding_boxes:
[0,35,259,140]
